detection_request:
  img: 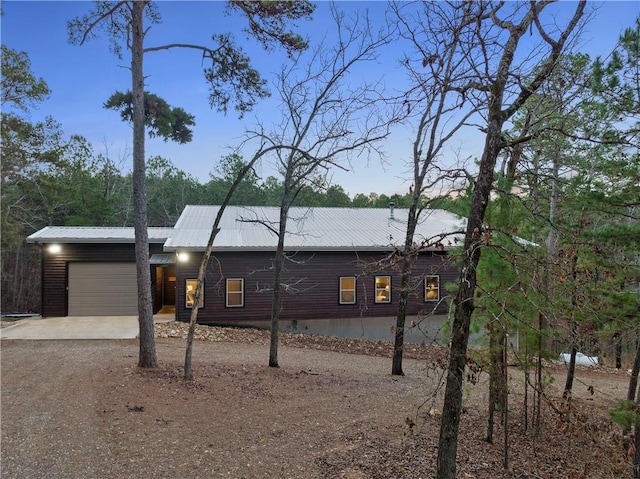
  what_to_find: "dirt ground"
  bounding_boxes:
[1,321,634,478]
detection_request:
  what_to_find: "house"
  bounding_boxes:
[27,205,466,342]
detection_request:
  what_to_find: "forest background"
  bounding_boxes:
[1,3,638,345]
[1,2,637,324]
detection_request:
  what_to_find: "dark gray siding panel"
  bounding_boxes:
[175,250,458,324]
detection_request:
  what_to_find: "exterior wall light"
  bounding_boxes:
[48,244,62,254]
[176,252,190,262]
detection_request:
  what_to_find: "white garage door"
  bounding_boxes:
[68,262,138,316]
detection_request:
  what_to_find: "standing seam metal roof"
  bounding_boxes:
[163,205,466,252]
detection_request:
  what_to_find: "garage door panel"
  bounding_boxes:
[68,263,138,316]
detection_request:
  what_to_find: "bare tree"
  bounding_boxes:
[69,1,313,368]
[184,147,270,380]
[240,5,394,368]
[433,2,586,478]
[388,1,481,376]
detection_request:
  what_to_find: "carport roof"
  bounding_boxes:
[26,226,174,244]
[164,205,466,252]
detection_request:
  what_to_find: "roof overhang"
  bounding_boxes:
[150,253,176,264]
[26,226,174,244]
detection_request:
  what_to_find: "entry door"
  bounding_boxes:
[163,265,176,305]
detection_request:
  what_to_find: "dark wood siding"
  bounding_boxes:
[175,250,458,324]
[41,243,164,317]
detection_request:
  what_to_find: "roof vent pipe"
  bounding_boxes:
[389,201,395,220]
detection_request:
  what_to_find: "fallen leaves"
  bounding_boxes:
[154,321,445,361]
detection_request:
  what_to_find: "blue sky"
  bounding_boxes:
[2,1,638,197]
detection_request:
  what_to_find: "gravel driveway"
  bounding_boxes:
[1,323,631,478]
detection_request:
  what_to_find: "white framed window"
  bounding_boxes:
[425,275,440,302]
[339,277,356,304]
[226,278,244,307]
[375,276,391,303]
[185,279,203,308]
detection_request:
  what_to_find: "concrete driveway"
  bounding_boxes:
[0,314,174,340]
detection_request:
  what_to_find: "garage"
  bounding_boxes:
[68,262,138,316]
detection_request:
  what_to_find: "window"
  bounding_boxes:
[375,276,391,303]
[226,278,244,307]
[185,279,203,308]
[340,277,356,304]
[425,275,440,302]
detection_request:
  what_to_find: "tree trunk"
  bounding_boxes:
[392,204,419,376]
[564,253,580,395]
[531,160,543,435]
[621,334,640,443]
[502,329,509,471]
[523,341,529,432]
[543,153,561,353]
[436,116,502,479]
[487,319,497,443]
[635,393,640,479]
[183,153,261,380]
[563,322,578,394]
[391,264,409,376]
[131,0,157,369]
[14,242,23,311]
[183,252,212,380]
[628,338,640,403]
[535,311,543,435]
[614,333,622,370]
[487,319,507,443]
[505,110,531,182]
[270,203,290,368]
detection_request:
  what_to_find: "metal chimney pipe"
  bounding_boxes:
[389,201,395,220]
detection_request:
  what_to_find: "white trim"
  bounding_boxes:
[226,278,244,308]
[425,275,440,302]
[339,276,356,304]
[374,276,391,304]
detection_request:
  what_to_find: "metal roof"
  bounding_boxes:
[149,253,176,264]
[26,207,467,251]
[26,226,174,244]
[163,205,466,252]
